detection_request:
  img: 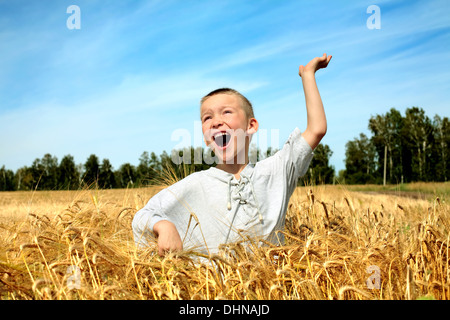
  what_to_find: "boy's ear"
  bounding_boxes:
[247,118,259,135]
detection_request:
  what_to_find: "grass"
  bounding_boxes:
[344,181,450,200]
[0,183,448,300]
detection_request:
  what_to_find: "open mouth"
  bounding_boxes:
[213,132,231,149]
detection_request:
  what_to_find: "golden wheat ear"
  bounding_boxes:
[1,182,449,300]
[158,162,195,187]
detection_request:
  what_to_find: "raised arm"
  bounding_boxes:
[299,53,332,150]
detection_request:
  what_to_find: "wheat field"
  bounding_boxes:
[0,183,448,300]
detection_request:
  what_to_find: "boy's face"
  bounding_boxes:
[200,93,258,164]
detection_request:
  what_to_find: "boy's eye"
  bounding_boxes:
[203,116,211,122]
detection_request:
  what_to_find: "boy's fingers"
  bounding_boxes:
[321,54,332,68]
[158,242,182,256]
[158,246,173,256]
[316,53,326,62]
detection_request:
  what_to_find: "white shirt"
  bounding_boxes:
[132,127,314,254]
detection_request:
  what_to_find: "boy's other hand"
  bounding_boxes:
[299,53,332,78]
[153,220,183,256]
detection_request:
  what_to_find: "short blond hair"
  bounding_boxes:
[200,88,255,119]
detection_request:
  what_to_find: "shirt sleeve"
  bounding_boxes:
[271,127,314,187]
[131,187,172,246]
[131,177,193,247]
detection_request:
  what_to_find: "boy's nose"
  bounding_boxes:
[211,116,224,128]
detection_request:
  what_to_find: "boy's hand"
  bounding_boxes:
[299,53,332,78]
[153,220,183,256]
[299,53,331,150]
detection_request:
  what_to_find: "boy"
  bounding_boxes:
[132,53,332,256]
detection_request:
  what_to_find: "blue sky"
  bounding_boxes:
[1,0,449,173]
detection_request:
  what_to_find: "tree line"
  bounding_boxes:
[0,142,334,191]
[341,106,449,184]
[0,106,447,191]
[0,149,210,191]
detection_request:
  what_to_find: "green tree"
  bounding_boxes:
[99,158,116,189]
[58,155,79,190]
[369,108,404,184]
[303,144,335,185]
[165,147,215,183]
[14,166,34,191]
[41,154,58,190]
[0,165,15,191]
[150,151,160,171]
[83,154,100,187]
[403,107,433,181]
[136,151,153,186]
[344,133,377,184]
[344,106,446,184]
[116,163,136,188]
[30,158,45,189]
[432,115,449,181]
